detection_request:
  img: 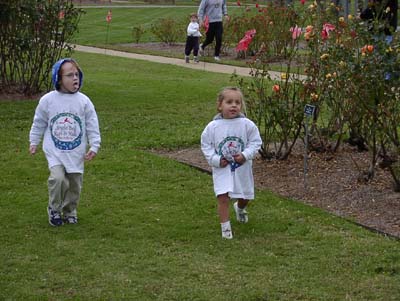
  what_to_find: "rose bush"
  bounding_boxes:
[231,1,400,189]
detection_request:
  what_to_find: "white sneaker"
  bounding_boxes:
[214,56,221,62]
[222,228,233,239]
[234,201,248,223]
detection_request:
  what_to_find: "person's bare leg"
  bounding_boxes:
[217,193,230,222]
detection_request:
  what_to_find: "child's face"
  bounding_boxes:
[191,15,198,22]
[218,90,242,119]
[59,62,80,93]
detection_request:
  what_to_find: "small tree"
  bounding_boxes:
[150,17,184,45]
[132,25,145,44]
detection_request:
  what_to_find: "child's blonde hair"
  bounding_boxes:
[216,87,247,115]
[190,13,198,19]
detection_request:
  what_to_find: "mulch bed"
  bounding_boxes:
[156,145,400,239]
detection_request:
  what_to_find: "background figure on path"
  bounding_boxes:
[197,0,229,61]
[184,13,202,63]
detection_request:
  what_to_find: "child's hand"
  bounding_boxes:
[220,157,229,167]
[233,153,246,164]
[29,145,37,155]
[85,150,97,161]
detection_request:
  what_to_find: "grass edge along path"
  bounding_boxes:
[74,44,307,81]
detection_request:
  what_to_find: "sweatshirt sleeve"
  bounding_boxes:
[222,0,228,16]
[197,0,207,21]
[241,120,262,161]
[29,99,48,146]
[85,99,101,154]
[201,123,222,168]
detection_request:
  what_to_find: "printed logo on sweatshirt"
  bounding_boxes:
[50,113,83,150]
[217,136,245,171]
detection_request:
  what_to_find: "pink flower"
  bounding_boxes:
[237,0,241,6]
[300,0,305,4]
[290,25,302,40]
[321,23,335,40]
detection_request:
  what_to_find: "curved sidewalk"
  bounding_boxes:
[75,44,305,81]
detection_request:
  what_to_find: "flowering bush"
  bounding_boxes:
[225,3,298,59]
[232,1,400,189]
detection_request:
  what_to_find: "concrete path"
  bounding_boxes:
[75,44,305,81]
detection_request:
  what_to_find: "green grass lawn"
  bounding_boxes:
[1,52,400,300]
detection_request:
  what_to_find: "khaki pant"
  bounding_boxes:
[48,165,83,217]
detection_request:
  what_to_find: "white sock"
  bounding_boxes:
[221,221,231,231]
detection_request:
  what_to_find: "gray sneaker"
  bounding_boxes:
[234,202,248,223]
[185,56,190,63]
[63,216,78,224]
[194,56,199,63]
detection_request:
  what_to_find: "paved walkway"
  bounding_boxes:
[75,44,305,81]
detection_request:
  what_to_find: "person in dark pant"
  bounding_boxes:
[184,13,202,63]
[198,0,229,61]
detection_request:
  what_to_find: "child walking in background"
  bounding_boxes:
[29,58,101,227]
[184,13,202,63]
[201,87,262,239]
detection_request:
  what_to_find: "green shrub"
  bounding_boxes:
[150,17,184,44]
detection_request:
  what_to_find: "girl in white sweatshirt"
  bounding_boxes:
[201,87,262,239]
[29,58,101,227]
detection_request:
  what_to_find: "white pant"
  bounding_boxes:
[48,165,83,217]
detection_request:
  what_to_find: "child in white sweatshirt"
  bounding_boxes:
[201,87,262,239]
[184,13,202,63]
[29,58,101,227]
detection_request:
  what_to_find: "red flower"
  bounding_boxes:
[237,0,241,6]
[272,85,280,93]
[300,0,305,4]
[255,3,259,8]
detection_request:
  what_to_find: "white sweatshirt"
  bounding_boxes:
[201,114,262,199]
[187,21,202,37]
[29,90,101,173]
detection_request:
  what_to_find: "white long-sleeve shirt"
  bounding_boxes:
[187,21,202,37]
[201,114,262,199]
[29,90,101,173]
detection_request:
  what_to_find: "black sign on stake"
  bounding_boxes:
[303,104,315,190]
[304,104,316,117]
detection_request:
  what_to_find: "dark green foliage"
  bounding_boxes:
[150,17,185,45]
[0,0,82,95]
